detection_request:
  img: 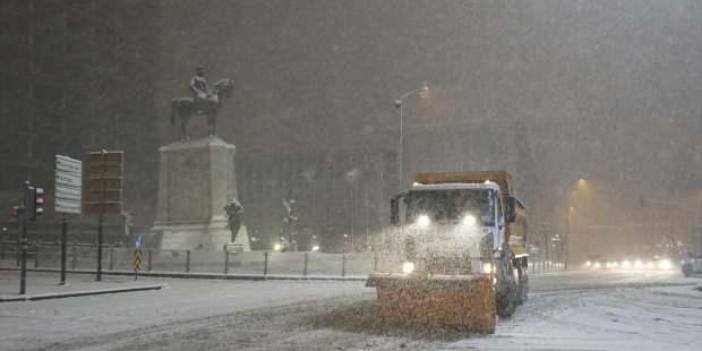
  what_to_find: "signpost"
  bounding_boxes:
[83,151,123,281]
[133,233,143,280]
[17,180,46,294]
[55,155,82,285]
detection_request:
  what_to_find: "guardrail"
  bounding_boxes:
[0,241,565,278]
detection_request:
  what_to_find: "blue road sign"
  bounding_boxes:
[135,233,143,249]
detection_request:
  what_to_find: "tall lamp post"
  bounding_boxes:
[565,177,588,269]
[394,81,429,189]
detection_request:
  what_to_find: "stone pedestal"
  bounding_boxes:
[152,136,250,251]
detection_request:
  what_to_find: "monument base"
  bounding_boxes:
[151,136,251,251]
[154,219,251,252]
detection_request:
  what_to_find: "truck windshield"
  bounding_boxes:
[405,189,495,225]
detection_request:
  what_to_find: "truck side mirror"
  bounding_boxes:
[505,196,516,223]
[390,193,405,225]
[390,197,400,225]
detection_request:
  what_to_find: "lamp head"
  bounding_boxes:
[421,81,429,92]
[394,99,402,108]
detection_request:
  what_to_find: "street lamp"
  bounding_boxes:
[565,177,589,269]
[394,81,430,189]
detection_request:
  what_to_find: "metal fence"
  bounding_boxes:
[0,241,565,278]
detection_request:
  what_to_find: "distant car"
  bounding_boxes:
[681,255,702,277]
[584,255,675,271]
[583,256,607,270]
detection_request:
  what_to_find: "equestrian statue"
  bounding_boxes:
[171,67,234,139]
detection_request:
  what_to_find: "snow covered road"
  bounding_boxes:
[1,271,700,350]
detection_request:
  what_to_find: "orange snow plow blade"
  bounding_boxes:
[367,273,496,333]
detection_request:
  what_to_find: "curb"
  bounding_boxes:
[0,284,164,302]
[0,267,368,282]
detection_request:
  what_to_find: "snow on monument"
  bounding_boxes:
[152,67,250,251]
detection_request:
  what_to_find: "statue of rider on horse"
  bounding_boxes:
[171,67,234,140]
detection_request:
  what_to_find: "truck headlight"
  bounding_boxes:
[402,261,415,274]
[416,214,431,228]
[462,214,477,226]
[482,262,493,273]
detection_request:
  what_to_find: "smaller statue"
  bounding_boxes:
[224,198,244,243]
[282,197,299,250]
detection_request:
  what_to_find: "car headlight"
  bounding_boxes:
[593,262,602,269]
[402,261,415,274]
[416,214,431,228]
[658,259,672,270]
[585,260,592,267]
[634,259,644,269]
[621,260,631,269]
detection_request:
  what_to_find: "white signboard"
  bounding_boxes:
[55,155,82,214]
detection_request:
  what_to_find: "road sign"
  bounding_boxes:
[135,233,143,249]
[133,249,143,271]
[82,151,123,215]
[55,155,82,215]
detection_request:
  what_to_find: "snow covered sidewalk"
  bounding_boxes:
[0,271,163,302]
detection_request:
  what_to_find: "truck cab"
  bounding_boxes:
[391,181,508,275]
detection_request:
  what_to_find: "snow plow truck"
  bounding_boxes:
[367,171,528,333]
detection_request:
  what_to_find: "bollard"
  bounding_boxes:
[224,246,230,274]
[185,250,191,273]
[263,251,269,276]
[147,249,152,272]
[341,254,346,277]
[303,252,308,277]
[109,246,114,271]
[34,245,39,268]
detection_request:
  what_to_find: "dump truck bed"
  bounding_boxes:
[415,171,514,196]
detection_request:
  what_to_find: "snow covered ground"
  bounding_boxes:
[0,271,700,350]
[447,281,702,350]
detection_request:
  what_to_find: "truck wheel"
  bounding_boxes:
[496,265,518,318]
[496,279,516,318]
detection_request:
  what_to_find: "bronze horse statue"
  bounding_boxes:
[170,78,234,139]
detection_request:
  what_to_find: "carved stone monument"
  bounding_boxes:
[152,136,250,251]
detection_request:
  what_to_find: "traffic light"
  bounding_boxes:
[25,186,45,222]
[31,187,45,221]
